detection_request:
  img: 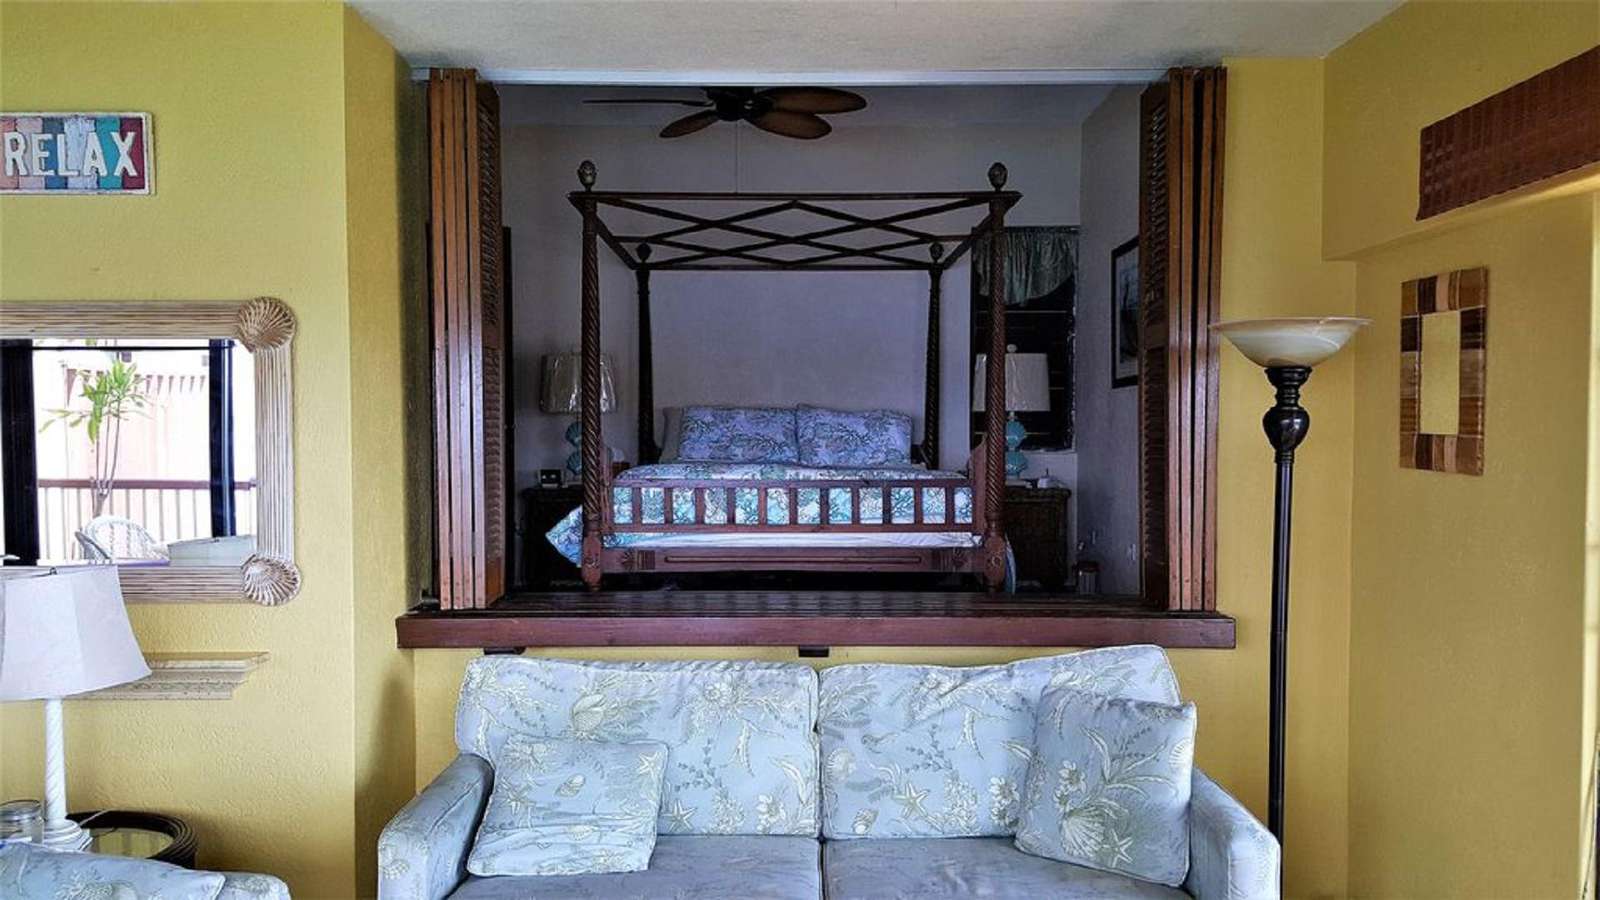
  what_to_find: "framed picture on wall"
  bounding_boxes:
[1111,237,1140,388]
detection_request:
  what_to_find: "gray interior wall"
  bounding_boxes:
[502,118,1084,481]
[1073,85,1143,594]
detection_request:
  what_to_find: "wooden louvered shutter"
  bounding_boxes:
[428,69,507,610]
[1138,68,1226,611]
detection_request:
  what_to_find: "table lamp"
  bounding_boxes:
[1210,315,1368,852]
[973,345,1051,478]
[541,351,617,479]
[0,567,150,851]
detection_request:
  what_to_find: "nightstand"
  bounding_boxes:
[68,810,197,868]
[1005,485,1073,590]
[520,485,584,590]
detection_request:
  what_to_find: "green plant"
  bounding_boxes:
[42,357,150,517]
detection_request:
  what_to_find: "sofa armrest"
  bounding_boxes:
[1184,769,1280,900]
[378,753,494,900]
[216,872,291,899]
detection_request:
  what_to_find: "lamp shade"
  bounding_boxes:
[973,346,1052,412]
[0,567,149,700]
[1210,317,1370,368]
[540,352,617,415]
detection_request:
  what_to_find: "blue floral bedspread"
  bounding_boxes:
[546,462,975,564]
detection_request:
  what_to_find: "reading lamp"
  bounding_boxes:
[1210,315,1368,849]
[0,566,150,851]
[541,351,617,479]
[973,345,1051,478]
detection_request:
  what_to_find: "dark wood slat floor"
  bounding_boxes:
[396,591,1235,650]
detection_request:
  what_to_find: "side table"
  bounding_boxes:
[69,809,197,868]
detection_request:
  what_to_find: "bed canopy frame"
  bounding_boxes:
[570,159,1021,590]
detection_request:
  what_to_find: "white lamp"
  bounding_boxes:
[541,351,617,479]
[973,345,1051,478]
[0,567,150,851]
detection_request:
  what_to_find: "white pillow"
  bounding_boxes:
[1014,684,1197,886]
[657,406,683,461]
[467,735,668,877]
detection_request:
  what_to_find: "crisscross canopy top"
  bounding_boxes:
[569,161,1021,272]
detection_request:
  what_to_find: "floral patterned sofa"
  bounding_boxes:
[378,650,1278,900]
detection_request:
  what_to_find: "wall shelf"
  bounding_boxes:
[395,592,1235,649]
[81,652,270,701]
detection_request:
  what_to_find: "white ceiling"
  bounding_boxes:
[499,85,1116,127]
[351,0,1399,78]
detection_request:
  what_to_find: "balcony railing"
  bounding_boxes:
[35,478,258,563]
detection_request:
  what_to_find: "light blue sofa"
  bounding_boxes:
[379,650,1278,900]
[0,841,289,899]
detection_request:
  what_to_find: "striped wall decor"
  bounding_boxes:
[1,113,152,194]
[1400,267,1487,475]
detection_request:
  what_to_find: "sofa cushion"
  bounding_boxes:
[818,646,1180,839]
[456,656,820,836]
[447,835,821,900]
[467,735,667,877]
[823,837,1189,900]
[0,843,226,899]
[1015,686,1197,886]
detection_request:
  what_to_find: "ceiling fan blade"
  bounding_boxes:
[759,87,867,114]
[660,110,721,138]
[583,98,712,107]
[749,109,832,140]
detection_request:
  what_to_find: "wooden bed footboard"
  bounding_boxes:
[580,439,1004,587]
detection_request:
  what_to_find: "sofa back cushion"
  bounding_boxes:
[456,656,820,836]
[816,646,1180,840]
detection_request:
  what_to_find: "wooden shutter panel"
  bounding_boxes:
[428,69,506,610]
[1138,68,1225,611]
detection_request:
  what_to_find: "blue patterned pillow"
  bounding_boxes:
[797,405,912,467]
[677,406,798,463]
[1015,685,1197,886]
[467,736,668,877]
[0,842,226,898]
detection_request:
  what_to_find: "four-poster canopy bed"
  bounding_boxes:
[561,159,1022,591]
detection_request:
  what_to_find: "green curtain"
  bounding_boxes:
[974,226,1078,307]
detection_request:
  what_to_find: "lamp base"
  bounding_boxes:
[1004,414,1028,479]
[40,817,90,852]
[565,419,584,479]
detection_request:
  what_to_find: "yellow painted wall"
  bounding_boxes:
[343,7,425,897]
[1325,2,1600,896]
[0,3,416,897]
[409,57,1360,899]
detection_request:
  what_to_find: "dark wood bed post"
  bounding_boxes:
[577,159,605,591]
[981,162,1009,590]
[635,243,658,464]
[922,242,944,468]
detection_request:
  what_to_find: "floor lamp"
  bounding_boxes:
[1211,316,1369,844]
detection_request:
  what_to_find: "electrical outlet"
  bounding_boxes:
[1125,543,1138,562]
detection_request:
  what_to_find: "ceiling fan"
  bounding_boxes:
[583,87,867,140]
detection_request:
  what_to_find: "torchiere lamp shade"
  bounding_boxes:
[540,351,617,415]
[0,567,150,700]
[1210,317,1370,369]
[973,347,1052,412]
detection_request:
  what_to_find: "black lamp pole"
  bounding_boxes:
[1262,364,1311,843]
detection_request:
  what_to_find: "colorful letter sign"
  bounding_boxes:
[1,113,152,195]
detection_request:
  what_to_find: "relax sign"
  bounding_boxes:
[1,113,152,194]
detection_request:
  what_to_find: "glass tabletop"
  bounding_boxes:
[85,824,174,858]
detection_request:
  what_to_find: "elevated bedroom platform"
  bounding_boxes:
[395,592,1236,650]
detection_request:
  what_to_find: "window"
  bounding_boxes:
[0,338,255,565]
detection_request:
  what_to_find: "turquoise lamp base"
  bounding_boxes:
[564,419,584,479]
[1005,415,1028,479]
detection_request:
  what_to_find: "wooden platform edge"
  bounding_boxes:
[394,602,1236,650]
